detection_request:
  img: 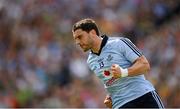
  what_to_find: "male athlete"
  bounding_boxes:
[72,18,164,108]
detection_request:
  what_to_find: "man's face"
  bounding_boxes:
[73,29,93,52]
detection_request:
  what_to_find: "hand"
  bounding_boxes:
[111,64,121,79]
[104,95,112,108]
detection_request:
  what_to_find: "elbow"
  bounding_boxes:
[141,56,150,73]
[145,61,150,73]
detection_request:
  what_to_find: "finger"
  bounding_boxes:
[112,71,120,78]
[112,64,116,67]
[111,64,119,69]
[105,97,111,101]
[104,100,112,105]
[104,98,112,108]
[111,66,117,70]
[104,100,110,104]
[104,101,112,108]
[114,64,119,68]
[111,64,117,68]
[104,97,112,103]
[111,69,116,72]
[104,101,110,105]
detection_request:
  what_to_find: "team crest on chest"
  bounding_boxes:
[106,54,113,61]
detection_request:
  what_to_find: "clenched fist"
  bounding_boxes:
[104,95,112,108]
[111,64,121,79]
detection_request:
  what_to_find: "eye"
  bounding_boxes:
[79,35,82,39]
[77,35,82,39]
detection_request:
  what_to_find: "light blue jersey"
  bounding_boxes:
[87,35,155,108]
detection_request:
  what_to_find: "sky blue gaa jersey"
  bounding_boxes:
[87,35,155,108]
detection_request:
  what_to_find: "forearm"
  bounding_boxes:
[127,55,150,77]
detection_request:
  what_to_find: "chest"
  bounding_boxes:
[88,50,126,81]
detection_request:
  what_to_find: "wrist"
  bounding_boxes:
[120,67,128,77]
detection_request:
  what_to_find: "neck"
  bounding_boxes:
[91,36,103,54]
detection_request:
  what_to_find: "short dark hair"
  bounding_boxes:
[72,18,100,36]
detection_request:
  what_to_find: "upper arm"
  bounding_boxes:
[133,55,149,64]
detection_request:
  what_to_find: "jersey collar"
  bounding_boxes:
[91,35,108,56]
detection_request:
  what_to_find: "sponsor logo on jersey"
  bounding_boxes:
[105,77,117,86]
[106,54,113,61]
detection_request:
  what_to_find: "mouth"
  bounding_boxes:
[80,44,85,48]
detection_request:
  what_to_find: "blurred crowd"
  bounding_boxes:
[0,0,179,108]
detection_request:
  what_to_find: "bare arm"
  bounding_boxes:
[128,55,150,76]
[111,55,150,78]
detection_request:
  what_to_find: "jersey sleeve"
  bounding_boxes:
[118,38,143,63]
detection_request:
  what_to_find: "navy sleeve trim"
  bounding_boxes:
[120,38,142,57]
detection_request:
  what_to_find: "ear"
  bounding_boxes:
[89,29,97,35]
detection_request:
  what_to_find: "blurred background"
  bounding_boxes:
[0,0,179,108]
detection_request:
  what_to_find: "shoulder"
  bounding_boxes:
[107,36,128,47]
[107,37,119,44]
